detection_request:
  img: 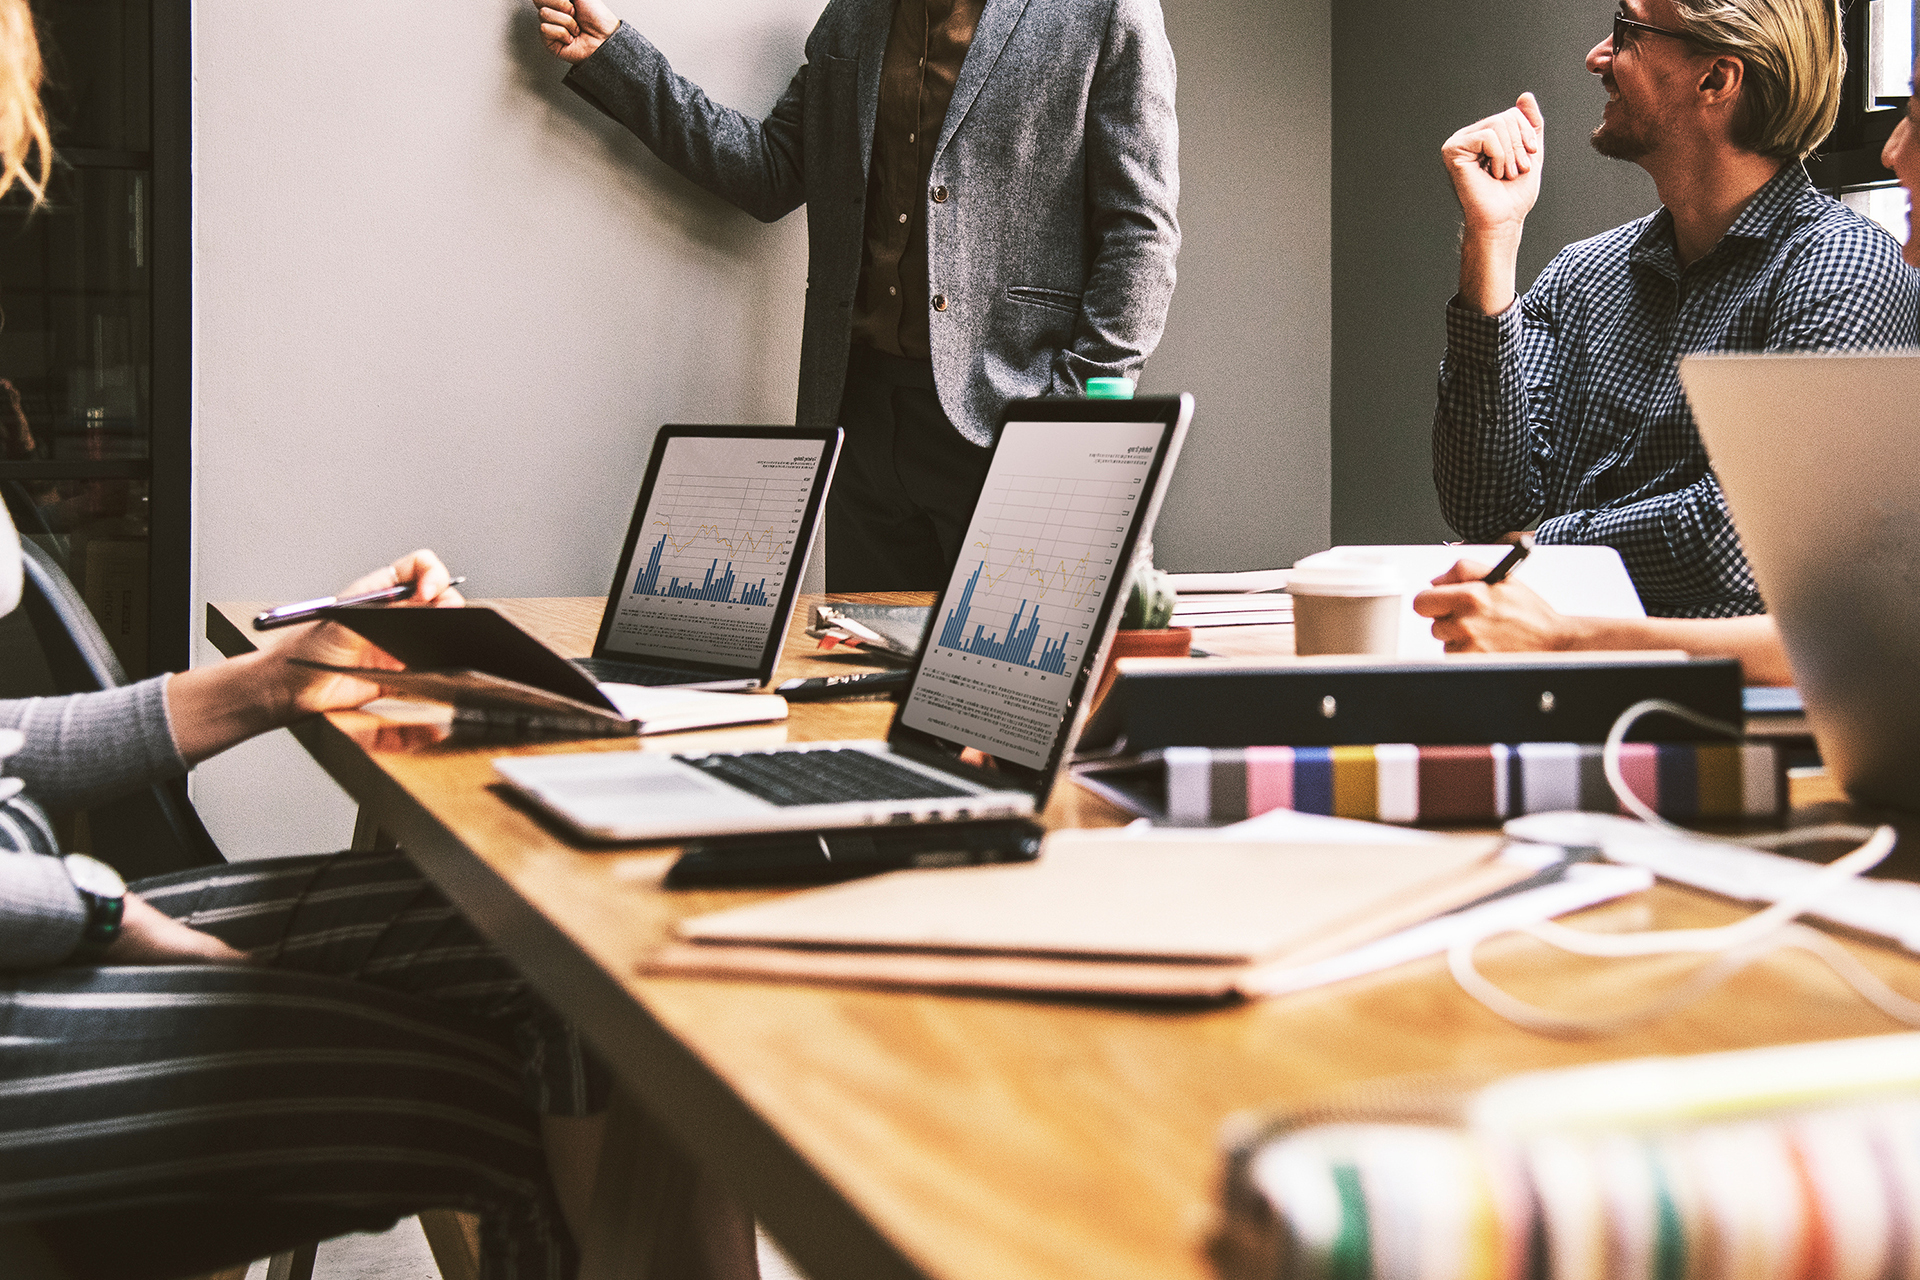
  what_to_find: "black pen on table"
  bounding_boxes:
[253,576,467,631]
[1478,533,1534,587]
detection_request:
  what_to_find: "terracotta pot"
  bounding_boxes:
[1088,626,1192,723]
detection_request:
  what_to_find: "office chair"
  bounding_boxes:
[11,534,477,1280]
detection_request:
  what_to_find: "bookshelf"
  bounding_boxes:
[0,0,188,682]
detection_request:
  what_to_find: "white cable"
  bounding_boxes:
[1449,699,1908,1036]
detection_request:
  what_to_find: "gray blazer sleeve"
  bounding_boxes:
[0,676,186,812]
[563,22,808,224]
[1055,0,1180,390]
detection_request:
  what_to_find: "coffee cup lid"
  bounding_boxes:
[1285,562,1405,597]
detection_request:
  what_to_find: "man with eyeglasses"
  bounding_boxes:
[1419,0,1918,671]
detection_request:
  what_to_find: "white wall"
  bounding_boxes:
[189,0,1334,856]
[192,0,822,857]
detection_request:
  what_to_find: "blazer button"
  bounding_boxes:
[931,185,949,203]
[931,294,948,312]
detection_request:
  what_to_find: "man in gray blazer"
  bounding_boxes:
[538,0,1179,589]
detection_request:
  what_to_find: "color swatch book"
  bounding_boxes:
[1213,1034,1920,1280]
[1073,742,1785,825]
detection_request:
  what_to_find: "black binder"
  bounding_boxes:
[1078,656,1745,752]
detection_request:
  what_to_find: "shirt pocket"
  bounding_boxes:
[1006,285,1082,315]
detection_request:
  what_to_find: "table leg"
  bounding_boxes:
[579,1089,759,1280]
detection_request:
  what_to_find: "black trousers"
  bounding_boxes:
[826,348,993,591]
[0,851,609,1280]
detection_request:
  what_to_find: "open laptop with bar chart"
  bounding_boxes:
[495,394,1193,841]
[571,425,843,692]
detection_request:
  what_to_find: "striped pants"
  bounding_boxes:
[0,851,609,1280]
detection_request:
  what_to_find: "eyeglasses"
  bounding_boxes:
[1613,11,1693,51]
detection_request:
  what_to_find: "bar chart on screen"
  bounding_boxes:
[604,435,828,667]
[902,419,1168,767]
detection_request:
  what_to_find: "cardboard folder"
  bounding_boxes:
[647,834,1524,1001]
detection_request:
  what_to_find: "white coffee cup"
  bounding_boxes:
[1286,563,1404,656]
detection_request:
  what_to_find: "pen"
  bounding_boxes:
[1478,533,1535,587]
[253,576,467,631]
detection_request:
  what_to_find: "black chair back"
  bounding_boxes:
[14,535,225,877]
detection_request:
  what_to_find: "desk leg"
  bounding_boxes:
[579,1088,758,1280]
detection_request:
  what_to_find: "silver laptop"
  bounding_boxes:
[494,394,1193,840]
[572,425,842,692]
[1679,351,1920,811]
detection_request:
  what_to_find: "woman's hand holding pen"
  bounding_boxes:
[166,550,465,765]
[264,549,467,719]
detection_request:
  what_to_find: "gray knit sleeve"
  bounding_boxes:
[0,676,187,812]
[0,850,84,969]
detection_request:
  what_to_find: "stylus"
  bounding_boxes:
[253,576,467,631]
[774,669,912,701]
[1478,533,1535,587]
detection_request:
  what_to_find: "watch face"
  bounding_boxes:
[64,853,126,900]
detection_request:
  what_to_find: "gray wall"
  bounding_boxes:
[1330,1,1660,543]
[188,0,1335,856]
[1148,0,1331,572]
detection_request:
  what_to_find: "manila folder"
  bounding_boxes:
[648,836,1520,1001]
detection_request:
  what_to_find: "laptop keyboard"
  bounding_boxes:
[681,749,975,807]
[573,656,724,687]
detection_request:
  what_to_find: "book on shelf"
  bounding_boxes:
[1071,740,1786,825]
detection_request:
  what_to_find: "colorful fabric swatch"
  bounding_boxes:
[1161,742,1783,825]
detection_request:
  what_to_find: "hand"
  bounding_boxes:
[1412,557,1575,653]
[536,0,621,63]
[103,893,250,965]
[257,548,466,719]
[1441,92,1545,237]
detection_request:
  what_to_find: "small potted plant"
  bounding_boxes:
[1090,554,1190,715]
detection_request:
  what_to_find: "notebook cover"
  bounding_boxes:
[321,605,617,712]
[648,838,1525,1000]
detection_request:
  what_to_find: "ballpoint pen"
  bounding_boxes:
[1478,534,1534,587]
[252,576,467,631]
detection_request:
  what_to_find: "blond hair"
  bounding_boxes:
[0,0,49,203]
[1668,0,1845,159]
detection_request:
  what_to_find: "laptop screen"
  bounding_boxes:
[596,429,839,677]
[892,400,1188,783]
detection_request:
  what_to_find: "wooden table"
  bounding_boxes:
[207,597,1916,1280]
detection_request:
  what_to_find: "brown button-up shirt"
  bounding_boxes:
[849,0,985,360]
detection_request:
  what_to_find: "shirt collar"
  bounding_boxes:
[1631,161,1812,273]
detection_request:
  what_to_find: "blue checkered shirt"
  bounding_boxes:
[1433,163,1920,618]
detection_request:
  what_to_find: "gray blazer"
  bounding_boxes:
[565,0,1180,445]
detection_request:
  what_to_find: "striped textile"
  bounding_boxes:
[2,850,608,1280]
[1161,742,1783,825]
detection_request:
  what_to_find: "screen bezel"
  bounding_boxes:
[885,395,1192,805]
[592,425,843,680]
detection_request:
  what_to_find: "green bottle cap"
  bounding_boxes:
[1085,377,1135,400]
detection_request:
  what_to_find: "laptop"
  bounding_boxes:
[1678,350,1920,812]
[494,394,1194,840]
[574,425,843,691]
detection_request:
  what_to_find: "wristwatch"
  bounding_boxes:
[62,853,126,963]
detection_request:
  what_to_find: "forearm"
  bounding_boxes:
[165,651,297,766]
[1457,225,1523,317]
[0,680,186,810]
[562,22,806,223]
[1539,478,1759,618]
[1560,614,1790,686]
